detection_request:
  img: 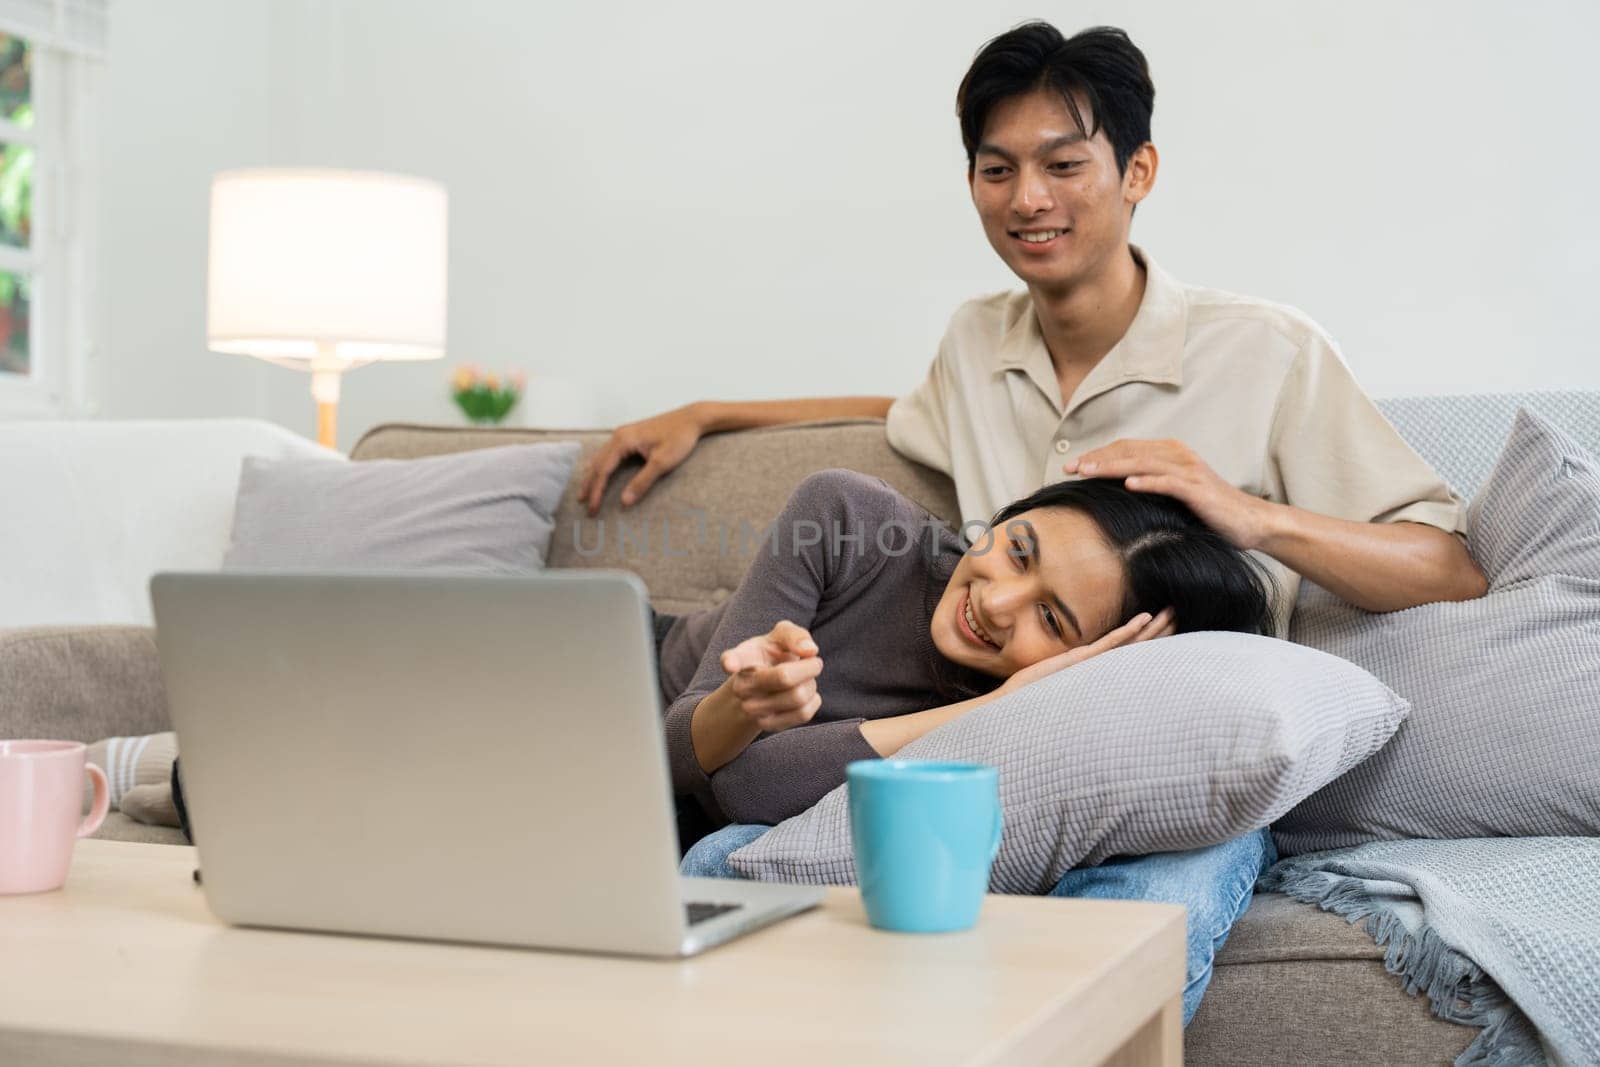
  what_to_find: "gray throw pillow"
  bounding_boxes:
[1275,409,1600,854]
[728,631,1408,892]
[225,442,579,572]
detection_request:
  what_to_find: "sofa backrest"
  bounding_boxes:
[350,418,958,614]
[351,391,1600,614]
[1375,391,1600,498]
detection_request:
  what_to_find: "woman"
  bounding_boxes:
[657,467,1276,851]
[150,467,1273,846]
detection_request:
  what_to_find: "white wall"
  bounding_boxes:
[99,0,275,422]
[98,0,1600,449]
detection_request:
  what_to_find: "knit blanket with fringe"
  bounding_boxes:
[1261,837,1600,1066]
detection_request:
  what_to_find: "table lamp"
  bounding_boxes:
[207,168,448,448]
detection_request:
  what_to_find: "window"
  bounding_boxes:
[0,1,105,417]
[0,33,35,378]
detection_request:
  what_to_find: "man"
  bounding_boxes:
[583,23,1485,1022]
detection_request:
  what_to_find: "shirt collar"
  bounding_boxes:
[995,245,1189,414]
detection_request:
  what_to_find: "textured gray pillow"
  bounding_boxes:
[1275,409,1600,854]
[727,631,1408,892]
[225,442,579,572]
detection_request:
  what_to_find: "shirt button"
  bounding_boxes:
[1054,438,1071,454]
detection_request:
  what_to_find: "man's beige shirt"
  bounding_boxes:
[885,246,1465,634]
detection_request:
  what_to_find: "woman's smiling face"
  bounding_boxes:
[931,507,1126,678]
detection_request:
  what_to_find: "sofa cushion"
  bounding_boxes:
[1214,891,1384,964]
[1192,894,1477,1066]
[1190,960,1475,1066]
[226,442,579,573]
[0,626,169,743]
[1466,410,1600,585]
[726,631,1408,892]
[1277,409,1600,852]
[87,811,188,846]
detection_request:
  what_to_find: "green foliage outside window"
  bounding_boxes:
[0,34,31,374]
[0,118,34,248]
[0,34,30,122]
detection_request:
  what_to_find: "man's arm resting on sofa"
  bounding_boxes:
[578,397,894,514]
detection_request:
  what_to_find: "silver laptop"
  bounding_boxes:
[150,570,823,957]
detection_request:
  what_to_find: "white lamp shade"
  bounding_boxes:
[207,168,448,363]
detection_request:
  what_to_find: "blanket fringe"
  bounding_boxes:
[1262,867,1545,1067]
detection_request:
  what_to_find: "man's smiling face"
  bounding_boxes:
[967,88,1152,293]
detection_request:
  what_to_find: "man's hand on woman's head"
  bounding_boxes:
[997,606,1176,697]
[717,620,825,733]
[577,404,709,516]
[1065,438,1274,551]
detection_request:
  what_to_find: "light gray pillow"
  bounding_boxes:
[1275,409,1600,854]
[225,442,579,572]
[727,631,1408,892]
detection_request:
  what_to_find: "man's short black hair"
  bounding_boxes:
[957,22,1155,176]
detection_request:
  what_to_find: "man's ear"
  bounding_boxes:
[1123,142,1159,209]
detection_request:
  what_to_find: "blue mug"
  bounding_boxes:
[846,760,1002,933]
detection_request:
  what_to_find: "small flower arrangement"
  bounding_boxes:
[451,364,525,425]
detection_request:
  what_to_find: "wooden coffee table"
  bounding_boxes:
[0,840,1183,1065]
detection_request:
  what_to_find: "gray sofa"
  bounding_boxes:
[13,392,1595,1063]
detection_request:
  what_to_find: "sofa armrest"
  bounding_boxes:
[0,626,169,742]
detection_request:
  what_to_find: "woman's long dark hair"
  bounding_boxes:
[991,478,1278,637]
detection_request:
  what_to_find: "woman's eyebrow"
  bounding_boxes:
[1018,519,1082,638]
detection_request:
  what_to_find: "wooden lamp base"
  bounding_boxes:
[310,361,343,451]
[316,399,338,449]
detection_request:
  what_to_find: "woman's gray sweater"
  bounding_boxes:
[656,469,995,826]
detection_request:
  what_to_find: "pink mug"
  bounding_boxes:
[0,740,110,895]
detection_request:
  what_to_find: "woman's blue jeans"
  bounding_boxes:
[681,823,1276,1026]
